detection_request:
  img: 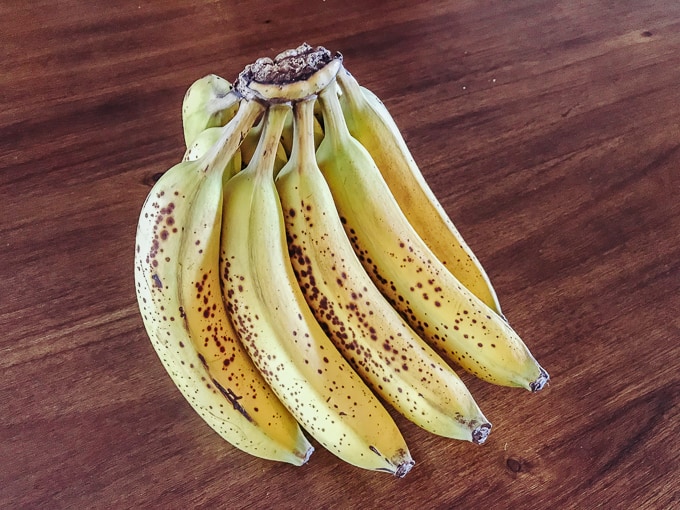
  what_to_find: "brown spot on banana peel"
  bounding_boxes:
[212,379,253,422]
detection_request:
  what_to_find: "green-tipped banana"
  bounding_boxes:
[277,97,491,443]
[135,99,313,465]
[182,74,239,147]
[336,68,503,317]
[317,82,548,392]
[220,103,414,477]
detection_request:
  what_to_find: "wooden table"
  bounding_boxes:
[2,1,678,508]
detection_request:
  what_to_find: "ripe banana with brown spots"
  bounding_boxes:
[137,43,550,475]
[220,103,414,477]
[134,99,313,465]
[316,81,549,392]
[276,97,492,443]
[336,67,504,317]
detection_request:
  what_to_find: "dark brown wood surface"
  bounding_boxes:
[1,1,678,508]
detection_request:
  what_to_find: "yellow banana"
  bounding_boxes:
[183,126,224,162]
[180,103,313,465]
[276,97,492,443]
[135,99,312,465]
[335,68,503,317]
[317,82,549,392]
[220,103,414,477]
[181,74,239,147]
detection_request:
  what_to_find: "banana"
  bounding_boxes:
[180,105,313,465]
[182,74,239,147]
[276,97,491,443]
[220,102,414,477]
[316,82,549,392]
[335,68,504,317]
[135,99,313,465]
[183,126,225,162]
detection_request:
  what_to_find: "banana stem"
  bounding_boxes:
[290,98,317,171]
[336,67,366,110]
[203,99,264,175]
[207,89,240,117]
[318,83,352,150]
[246,104,291,180]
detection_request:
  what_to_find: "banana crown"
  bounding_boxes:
[135,43,549,477]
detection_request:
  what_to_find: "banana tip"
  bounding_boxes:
[529,367,550,392]
[299,445,315,465]
[472,423,492,445]
[394,459,415,478]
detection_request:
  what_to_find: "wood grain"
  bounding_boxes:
[1,0,678,508]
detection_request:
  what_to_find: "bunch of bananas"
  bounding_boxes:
[134,44,548,477]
